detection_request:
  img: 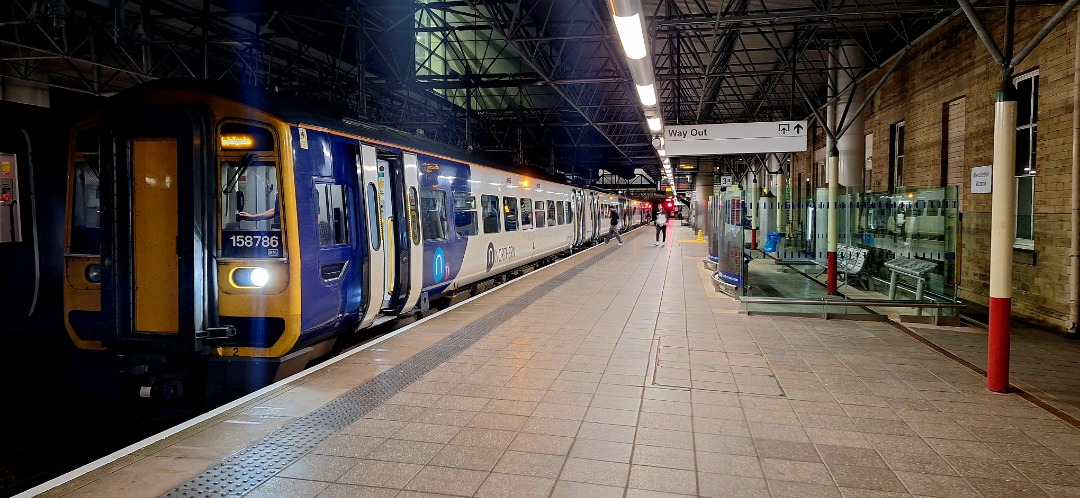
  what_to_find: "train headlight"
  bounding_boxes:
[85,264,102,283]
[231,267,270,288]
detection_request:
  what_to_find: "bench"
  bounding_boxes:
[837,244,870,289]
[884,258,938,315]
[814,244,870,288]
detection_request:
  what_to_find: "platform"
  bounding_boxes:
[26,224,1080,498]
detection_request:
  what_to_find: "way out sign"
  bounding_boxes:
[665,121,808,156]
[971,166,992,193]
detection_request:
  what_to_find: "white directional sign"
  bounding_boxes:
[665,121,808,156]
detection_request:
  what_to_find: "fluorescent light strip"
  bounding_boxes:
[613,14,647,60]
[647,116,662,132]
[636,83,656,106]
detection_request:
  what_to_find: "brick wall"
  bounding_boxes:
[788,9,1078,331]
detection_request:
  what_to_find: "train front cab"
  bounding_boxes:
[62,99,305,403]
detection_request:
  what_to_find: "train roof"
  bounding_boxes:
[111,78,599,190]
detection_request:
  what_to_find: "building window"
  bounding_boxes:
[1015,70,1038,249]
[890,121,905,189]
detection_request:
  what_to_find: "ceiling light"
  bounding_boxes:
[636,84,656,106]
[613,14,647,60]
[658,149,666,157]
[647,116,662,132]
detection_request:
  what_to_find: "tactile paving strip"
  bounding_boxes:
[163,247,614,498]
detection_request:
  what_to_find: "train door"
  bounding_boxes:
[394,153,424,314]
[374,152,397,309]
[374,150,422,315]
[571,189,583,246]
[356,143,384,328]
[88,107,218,350]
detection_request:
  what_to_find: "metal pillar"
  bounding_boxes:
[748,174,759,250]
[837,43,866,188]
[827,148,840,294]
[695,172,714,243]
[988,89,1017,392]
[771,155,786,232]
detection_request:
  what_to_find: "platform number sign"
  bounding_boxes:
[720,176,733,187]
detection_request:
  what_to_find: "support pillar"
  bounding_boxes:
[749,174,759,250]
[836,42,867,188]
[827,148,840,294]
[695,172,713,243]
[988,89,1017,392]
[771,155,786,232]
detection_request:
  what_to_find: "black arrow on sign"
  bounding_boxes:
[794,123,804,133]
[778,123,790,134]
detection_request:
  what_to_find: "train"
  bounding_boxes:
[61,79,651,404]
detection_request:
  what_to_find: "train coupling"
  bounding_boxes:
[127,353,188,403]
[196,325,237,340]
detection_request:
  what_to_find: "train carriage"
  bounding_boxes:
[61,80,646,403]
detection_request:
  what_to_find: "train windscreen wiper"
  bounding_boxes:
[222,153,257,194]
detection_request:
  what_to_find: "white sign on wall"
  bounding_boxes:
[719,176,733,187]
[971,166,992,193]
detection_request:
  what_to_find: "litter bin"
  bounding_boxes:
[764,232,785,253]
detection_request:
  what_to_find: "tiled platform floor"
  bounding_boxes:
[40,224,1080,498]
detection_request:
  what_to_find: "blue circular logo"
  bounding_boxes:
[433,247,446,283]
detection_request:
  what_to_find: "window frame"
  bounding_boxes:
[890,121,905,190]
[313,181,350,246]
[534,200,546,228]
[1014,70,1038,249]
[453,193,478,238]
[503,196,518,231]
[420,188,450,241]
[481,194,501,234]
[520,198,533,229]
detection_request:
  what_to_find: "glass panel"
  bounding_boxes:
[565,201,573,224]
[221,157,282,258]
[534,200,546,227]
[1016,77,1033,125]
[420,188,448,240]
[71,144,101,254]
[520,198,533,228]
[503,196,518,231]
[367,183,381,250]
[896,124,905,155]
[1032,75,1039,123]
[556,202,565,225]
[314,183,349,245]
[453,194,475,210]
[408,187,421,245]
[481,194,500,233]
[1016,128,1032,174]
[222,159,279,229]
[1030,128,1038,173]
[1016,175,1034,242]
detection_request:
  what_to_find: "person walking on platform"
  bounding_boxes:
[654,210,668,246]
[605,207,623,245]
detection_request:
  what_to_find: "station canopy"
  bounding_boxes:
[0,0,971,183]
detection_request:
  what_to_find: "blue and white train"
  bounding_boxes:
[62,80,651,403]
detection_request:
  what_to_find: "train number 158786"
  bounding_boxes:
[229,234,281,248]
